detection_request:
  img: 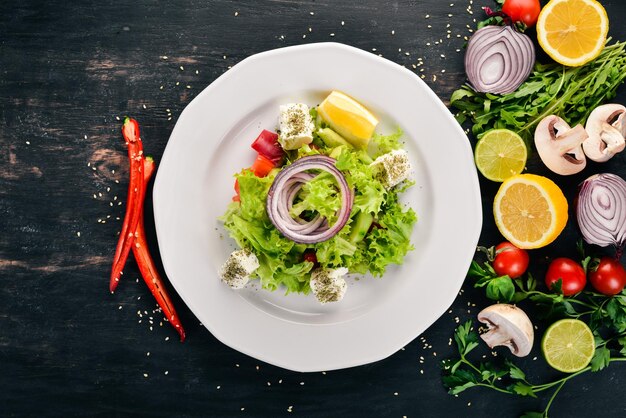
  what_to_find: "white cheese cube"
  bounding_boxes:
[219,250,259,289]
[370,149,412,189]
[309,267,348,304]
[278,103,314,150]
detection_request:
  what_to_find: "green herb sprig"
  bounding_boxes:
[451,40,626,142]
[446,244,626,417]
[443,321,626,418]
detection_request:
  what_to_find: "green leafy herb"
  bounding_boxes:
[451,41,626,142]
[446,243,626,417]
[443,321,626,418]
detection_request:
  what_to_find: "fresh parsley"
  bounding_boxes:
[446,243,626,417]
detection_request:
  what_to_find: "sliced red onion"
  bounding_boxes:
[266,155,353,244]
[577,173,626,256]
[465,25,535,95]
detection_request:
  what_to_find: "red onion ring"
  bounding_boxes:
[266,156,353,244]
[464,25,535,95]
[577,173,626,257]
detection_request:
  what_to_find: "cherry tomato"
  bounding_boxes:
[492,242,529,279]
[502,0,541,27]
[545,257,586,296]
[589,257,626,296]
[303,250,318,265]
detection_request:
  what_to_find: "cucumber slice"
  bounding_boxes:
[349,211,374,243]
[318,128,353,148]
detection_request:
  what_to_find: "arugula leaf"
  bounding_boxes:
[451,41,626,142]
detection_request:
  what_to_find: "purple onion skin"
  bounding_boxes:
[266,155,353,244]
[577,173,626,257]
[464,25,535,95]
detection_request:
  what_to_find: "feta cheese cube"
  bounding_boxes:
[219,250,259,289]
[278,103,314,150]
[310,267,348,304]
[370,149,412,189]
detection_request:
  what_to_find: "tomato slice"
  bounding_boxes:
[250,154,276,177]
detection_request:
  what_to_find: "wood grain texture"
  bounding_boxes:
[1,0,626,416]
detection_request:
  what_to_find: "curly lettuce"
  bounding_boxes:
[219,128,417,294]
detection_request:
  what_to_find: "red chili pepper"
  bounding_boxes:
[110,117,145,292]
[132,157,186,341]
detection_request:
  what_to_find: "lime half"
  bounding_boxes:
[542,319,595,373]
[474,129,527,182]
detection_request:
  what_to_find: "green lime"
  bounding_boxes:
[474,129,527,182]
[541,319,595,373]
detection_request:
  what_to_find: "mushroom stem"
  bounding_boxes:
[583,104,626,163]
[555,124,588,154]
[535,115,587,175]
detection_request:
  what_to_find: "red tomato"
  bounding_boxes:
[303,250,318,265]
[502,0,541,27]
[250,154,275,177]
[492,242,529,279]
[545,258,586,296]
[589,257,626,296]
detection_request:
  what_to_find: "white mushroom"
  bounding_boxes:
[477,304,534,357]
[583,104,626,162]
[534,115,588,175]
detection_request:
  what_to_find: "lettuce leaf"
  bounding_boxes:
[220,127,417,294]
[371,127,403,158]
[335,147,387,215]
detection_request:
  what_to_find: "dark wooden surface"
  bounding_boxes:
[2,1,626,416]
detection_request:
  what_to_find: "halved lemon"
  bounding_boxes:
[474,129,527,182]
[542,319,595,373]
[493,174,568,249]
[317,91,379,149]
[536,0,609,67]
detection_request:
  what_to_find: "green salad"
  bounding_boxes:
[219,91,417,303]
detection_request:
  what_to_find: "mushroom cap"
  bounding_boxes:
[534,115,588,176]
[583,104,626,163]
[477,304,534,357]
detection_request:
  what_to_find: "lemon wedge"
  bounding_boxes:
[317,91,379,149]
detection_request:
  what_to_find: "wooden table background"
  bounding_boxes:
[2,1,626,416]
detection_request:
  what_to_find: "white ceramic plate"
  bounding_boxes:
[153,43,482,372]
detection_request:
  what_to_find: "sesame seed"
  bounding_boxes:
[143,373,148,378]
[217,385,221,389]
[161,56,168,60]
[393,392,399,396]
[165,337,170,341]
[165,371,169,375]
[179,65,184,71]
[341,21,345,26]
[309,11,314,15]
[116,116,120,121]
[391,30,395,35]
[234,11,239,16]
